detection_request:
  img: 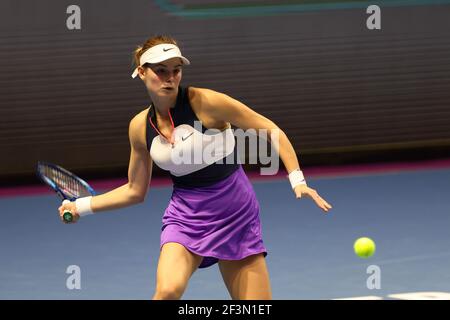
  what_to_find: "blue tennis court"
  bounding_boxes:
[1,161,449,300]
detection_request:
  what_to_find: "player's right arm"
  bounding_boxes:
[58,109,152,218]
[90,110,153,212]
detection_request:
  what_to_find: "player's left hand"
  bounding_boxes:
[294,185,333,213]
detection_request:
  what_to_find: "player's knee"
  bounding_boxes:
[237,290,272,300]
[153,283,185,300]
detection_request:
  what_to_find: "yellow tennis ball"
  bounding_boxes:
[354,237,376,258]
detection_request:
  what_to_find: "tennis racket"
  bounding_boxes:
[37,162,96,223]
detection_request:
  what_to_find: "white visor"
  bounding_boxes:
[131,43,190,78]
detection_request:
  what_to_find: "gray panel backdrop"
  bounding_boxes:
[1,0,449,179]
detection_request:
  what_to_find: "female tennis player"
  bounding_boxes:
[58,35,332,300]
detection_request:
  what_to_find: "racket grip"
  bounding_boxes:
[62,199,73,223]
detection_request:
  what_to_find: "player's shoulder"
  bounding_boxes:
[188,86,228,107]
[129,107,149,129]
[188,86,221,97]
[129,107,149,149]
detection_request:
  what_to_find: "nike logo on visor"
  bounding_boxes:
[163,48,174,52]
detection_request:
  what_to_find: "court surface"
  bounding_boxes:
[1,161,450,300]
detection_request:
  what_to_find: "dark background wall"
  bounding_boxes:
[1,0,449,184]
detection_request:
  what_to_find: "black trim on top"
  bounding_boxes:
[145,85,240,188]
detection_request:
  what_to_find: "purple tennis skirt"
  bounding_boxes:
[160,165,268,268]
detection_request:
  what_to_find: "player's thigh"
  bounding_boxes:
[218,253,272,300]
[155,242,203,291]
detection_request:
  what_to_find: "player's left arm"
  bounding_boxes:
[195,87,332,213]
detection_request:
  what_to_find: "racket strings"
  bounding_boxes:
[44,166,89,198]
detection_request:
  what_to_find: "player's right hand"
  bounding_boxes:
[58,201,80,224]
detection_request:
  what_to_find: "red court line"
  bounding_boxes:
[1,158,450,198]
[248,157,450,182]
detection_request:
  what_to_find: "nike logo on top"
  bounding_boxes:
[163,48,174,52]
[182,132,194,141]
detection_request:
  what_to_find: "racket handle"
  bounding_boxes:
[62,199,73,223]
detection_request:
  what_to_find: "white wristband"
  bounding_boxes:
[288,168,307,189]
[75,196,93,217]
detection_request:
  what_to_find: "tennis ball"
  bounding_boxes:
[354,237,376,258]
